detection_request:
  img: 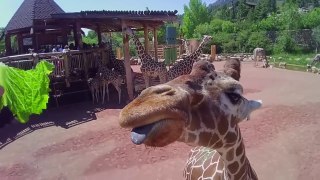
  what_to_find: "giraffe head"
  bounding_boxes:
[119,60,262,148]
[201,35,213,45]
[124,27,134,36]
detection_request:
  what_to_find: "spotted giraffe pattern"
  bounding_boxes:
[119,60,262,180]
[125,28,167,88]
[167,35,212,81]
[87,76,103,104]
[97,60,124,104]
[182,39,191,55]
[105,42,134,80]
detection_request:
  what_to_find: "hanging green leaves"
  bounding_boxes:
[0,61,54,123]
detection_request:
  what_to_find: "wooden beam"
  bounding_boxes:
[5,34,12,56]
[97,24,102,46]
[122,21,134,101]
[153,27,158,60]
[73,25,79,48]
[31,27,38,51]
[17,34,24,54]
[144,24,149,53]
[62,29,68,46]
[75,22,83,49]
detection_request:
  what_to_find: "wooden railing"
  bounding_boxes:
[0,49,109,106]
[0,48,108,83]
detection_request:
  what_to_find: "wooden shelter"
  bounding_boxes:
[2,0,178,101]
[4,0,66,55]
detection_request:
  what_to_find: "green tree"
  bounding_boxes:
[277,3,302,30]
[257,13,281,31]
[254,0,271,20]
[312,25,320,53]
[237,0,250,20]
[273,31,298,53]
[301,8,320,29]
[182,0,210,38]
[270,0,277,13]
[82,30,98,45]
[193,23,212,38]
[247,31,273,53]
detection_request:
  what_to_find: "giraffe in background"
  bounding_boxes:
[167,35,212,81]
[124,28,167,88]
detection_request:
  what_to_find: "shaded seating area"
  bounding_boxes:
[1,0,178,106]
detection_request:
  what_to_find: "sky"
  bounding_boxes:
[0,0,214,28]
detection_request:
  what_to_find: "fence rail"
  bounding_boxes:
[0,48,110,106]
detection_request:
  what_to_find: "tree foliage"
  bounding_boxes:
[183,0,320,54]
[182,0,210,38]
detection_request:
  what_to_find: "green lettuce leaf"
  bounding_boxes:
[0,61,54,123]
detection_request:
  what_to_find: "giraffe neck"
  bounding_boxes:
[130,33,146,57]
[216,130,258,180]
[186,39,207,60]
[180,102,258,180]
[183,40,190,54]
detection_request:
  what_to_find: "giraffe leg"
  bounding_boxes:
[159,74,167,84]
[95,87,99,103]
[143,75,150,88]
[102,83,105,104]
[90,88,95,104]
[116,83,121,104]
[118,87,121,104]
[107,83,110,102]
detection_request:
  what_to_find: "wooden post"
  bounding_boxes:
[144,24,149,54]
[17,34,24,54]
[211,45,216,61]
[83,52,89,79]
[97,25,102,46]
[62,29,68,46]
[153,27,158,61]
[73,25,78,48]
[75,22,83,49]
[116,47,122,59]
[31,27,38,52]
[5,34,12,56]
[63,52,70,87]
[101,49,107,65]
[32,53,39,68]
[122,22,134,101]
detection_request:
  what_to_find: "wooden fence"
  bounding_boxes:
[0,48,109,106]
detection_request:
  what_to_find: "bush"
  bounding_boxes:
[247,31,273,53]
[273,31,299,53]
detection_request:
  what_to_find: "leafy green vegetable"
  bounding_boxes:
[0,61,54,123]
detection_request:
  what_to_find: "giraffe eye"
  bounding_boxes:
[226,92,241,104]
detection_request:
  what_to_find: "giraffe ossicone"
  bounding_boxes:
[119,60,262,180]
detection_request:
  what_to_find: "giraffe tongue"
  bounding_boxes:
[131,123,156,145]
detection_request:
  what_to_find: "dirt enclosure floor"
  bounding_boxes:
[1,61,320,180]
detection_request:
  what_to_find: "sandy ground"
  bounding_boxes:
[0,61,320,180]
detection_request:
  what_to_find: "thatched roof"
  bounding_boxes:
[5,0,65,33]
